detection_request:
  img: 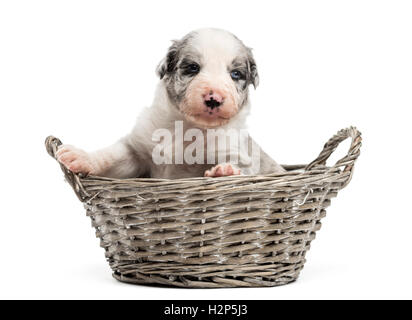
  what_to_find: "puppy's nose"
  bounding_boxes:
[204,91,224,109]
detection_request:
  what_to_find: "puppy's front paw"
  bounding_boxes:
[56,145,96,175]
[204,163,241,177]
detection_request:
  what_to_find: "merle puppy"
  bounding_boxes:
[57,28,284,179]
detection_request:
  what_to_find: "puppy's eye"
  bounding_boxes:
[230,70,243,81]
[185,63,200,75]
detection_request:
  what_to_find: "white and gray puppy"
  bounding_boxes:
[57,28,285,179]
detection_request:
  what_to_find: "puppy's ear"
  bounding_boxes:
[156,41,179,80]
[246,48,260,89]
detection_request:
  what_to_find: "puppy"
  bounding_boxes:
[57,28,285,179]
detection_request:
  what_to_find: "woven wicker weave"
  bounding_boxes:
[45,127,361,288]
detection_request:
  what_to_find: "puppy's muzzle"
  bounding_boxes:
[204,91,224,110]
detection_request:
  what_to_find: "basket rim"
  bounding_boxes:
[45,126,361,200]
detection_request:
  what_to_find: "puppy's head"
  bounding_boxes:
[157,28,259,128]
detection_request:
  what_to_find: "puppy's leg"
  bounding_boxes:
[257,148,286,174]
[56,144,97,175]
[203,136,285,177]
[56,138,145,178]
[204,163,241,177]
[239,137,286,175]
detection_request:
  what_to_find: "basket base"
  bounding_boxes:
[110,259,305,288]
[112,271,300,289]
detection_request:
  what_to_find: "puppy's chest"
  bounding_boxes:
[165,133,244,164]
[148,129,252,179]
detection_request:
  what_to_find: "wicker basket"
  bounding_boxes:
[45,127,361,288]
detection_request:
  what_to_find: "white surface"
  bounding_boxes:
[1,0,411,300]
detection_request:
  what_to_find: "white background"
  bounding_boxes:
[1,0,411,300]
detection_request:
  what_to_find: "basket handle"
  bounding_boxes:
[305,127,362,187]
[45,136,90,201]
